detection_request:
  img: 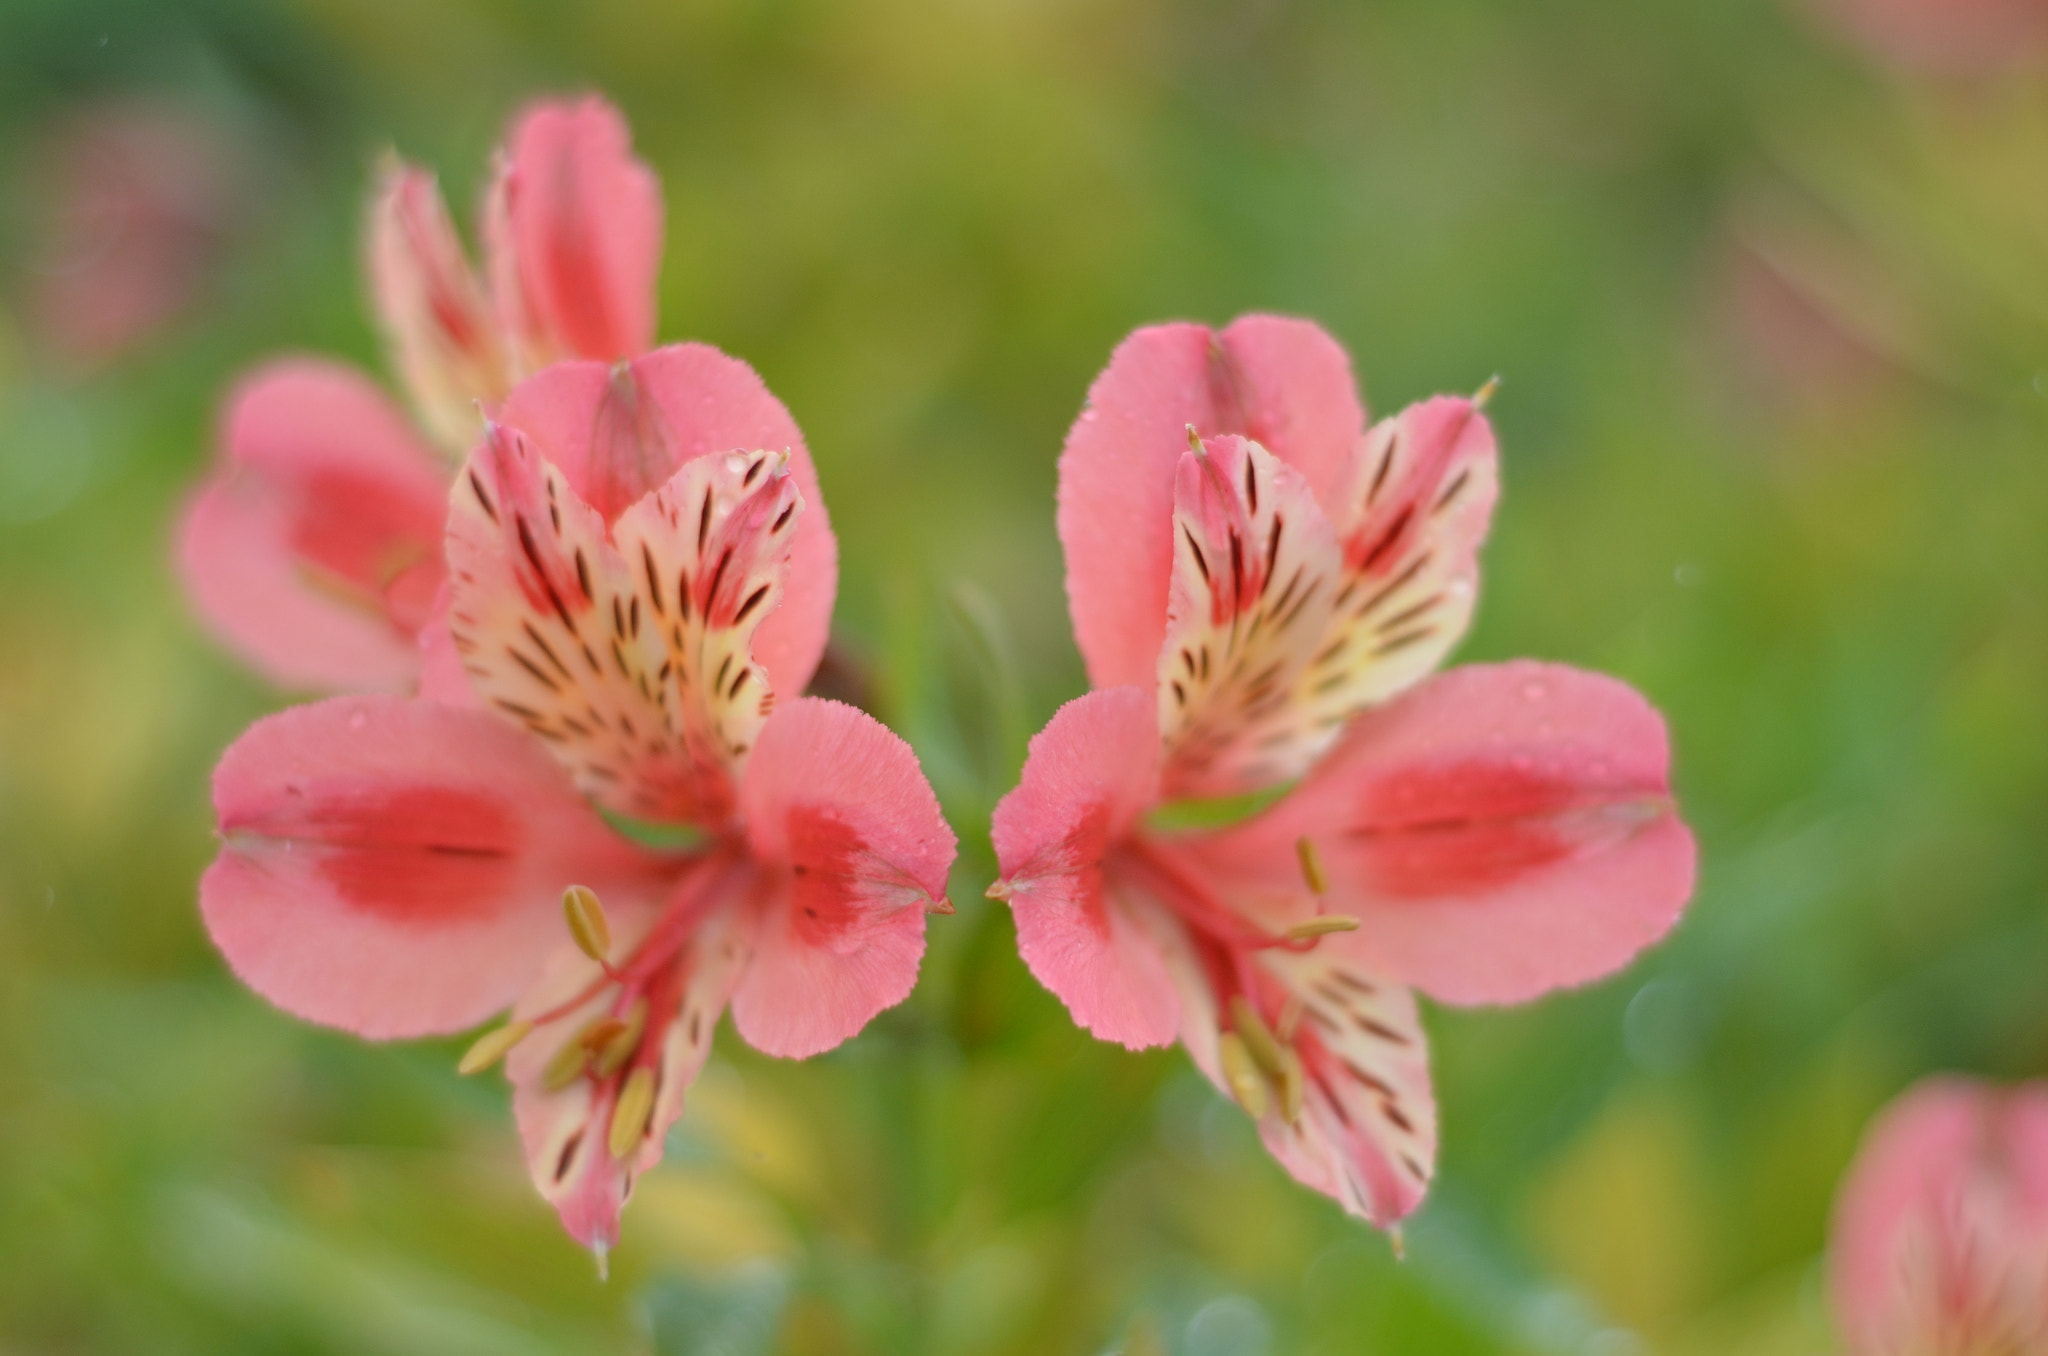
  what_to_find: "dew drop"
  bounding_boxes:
[1520,678,1548,703]
[348,711,367,731]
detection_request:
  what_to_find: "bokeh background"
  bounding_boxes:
[4,0,2048,1351]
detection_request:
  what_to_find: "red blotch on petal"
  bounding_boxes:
[1347,761,1586,898]
[788,806,867,945]
[287,465,444,617]
[305,789,518,923]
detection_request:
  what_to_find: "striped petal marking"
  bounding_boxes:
[1163,905,1437,1228]
[1157,433,1345,800]
[446,422,800,829]
[1157,400,1499,801]
[509,895,754,1255]
[1251,944,1436,1226]
[1284,396,1499,745]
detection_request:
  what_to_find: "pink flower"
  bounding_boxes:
[178,95,661,692]
[199,348,955,1256]
[24,98,247,368]
[988,316,1696,1226]
[1799,0,2048,77]
[1831,1077,2048,1356]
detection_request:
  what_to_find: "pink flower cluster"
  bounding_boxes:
[182,96,1703,1256]
[1832,1078,2048,1355]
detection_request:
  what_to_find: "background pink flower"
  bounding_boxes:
[991,315,1697,1227]
[178,96,662,693]
[1830,1076,2048,1356]
[199,346,951,1254]
[1800,0,2048,76]
[21,98,247,369]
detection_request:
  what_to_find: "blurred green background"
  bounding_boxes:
[4,0,2047,1351]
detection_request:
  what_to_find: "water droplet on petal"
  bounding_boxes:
[1521,679,1548,703]
[348,711,367,731]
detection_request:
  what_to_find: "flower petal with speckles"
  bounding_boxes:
[1058,315,1366,694]
[445,419,801,828]
[493,346,838,697]
[1831,1077,2048,1356]
[1156,434,1346,800]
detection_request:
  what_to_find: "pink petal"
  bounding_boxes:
[990,687,1182,1049]
[732,698,955,1058]
[509,899,750,1253]
[365,158,510,452]
[1058,315,1366,692]
[447,424,803,827]
[201,695,659,1039]
[1156,434,1347,799]
[177,359,448,692]
[485,95,661,370]
[496,345,837,698]
[413,603,481,707]
[1170,940,1437,1227]
[1831,1077,2048,1355]
[1294,395,1500,723]
[1193,661,1696,1006]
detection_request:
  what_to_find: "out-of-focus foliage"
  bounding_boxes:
[3,0,2046,1352]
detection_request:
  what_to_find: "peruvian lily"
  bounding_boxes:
[199,347,955,1256]
[178,95,661,692]
[988,316,1696,1227]
[1831,1077,2048,1356]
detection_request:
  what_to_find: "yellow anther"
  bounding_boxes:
[1277,995,1305,1044]
[1228,994,1288,1080]
[456,1019,532,1075]
[1277,1045,1305,1126]
[590,1000,648,1080]
[1218,1032,1269,1119]
[1389,1225,1407,1262]
[1295,836,1327,895]
[608,1066,656,1160]
[1187,424,1204,453]
[540,1032,592,1092]
[563,884,612,965]
[984,879,1014,901]
[1284,915,1361,942]
[1473,375,1500,409]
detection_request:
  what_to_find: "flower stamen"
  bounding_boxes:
[1282,915,1360,943]
[1229,994,1288,1080]
[457,1019,532,1075]
[1218,1031,1269,1118]
[541,1033,592,1092]
[563,884,614,968]
[590,999,648,1079]
[1296,836,1327,895]
[609,1066,656,1159]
